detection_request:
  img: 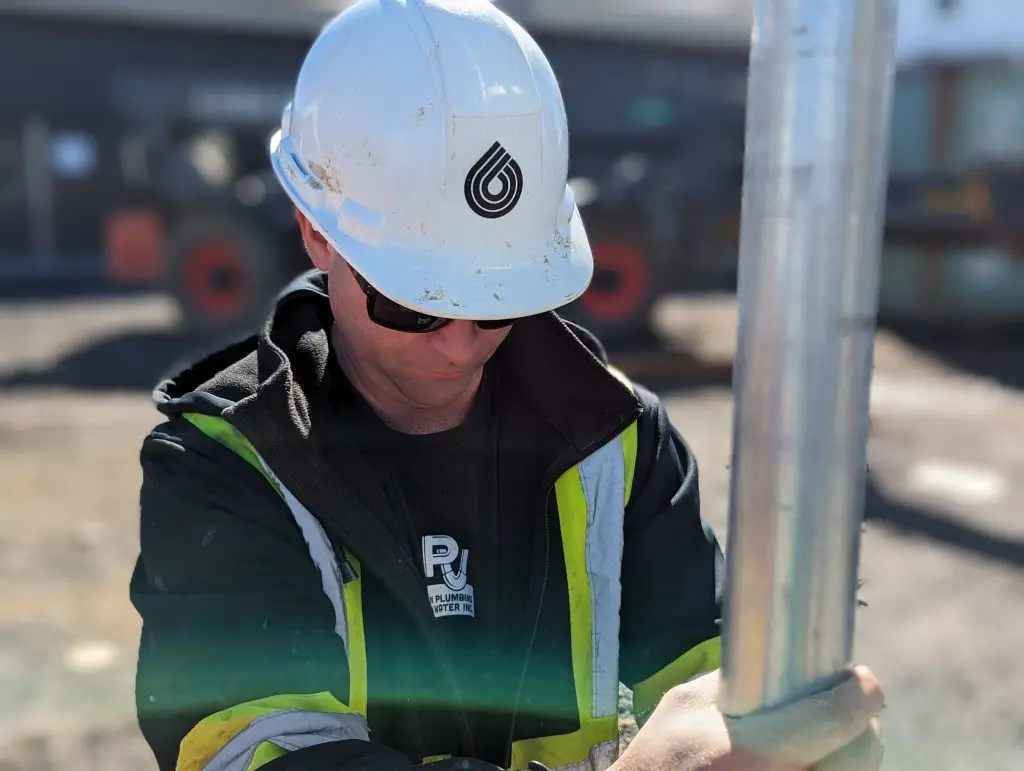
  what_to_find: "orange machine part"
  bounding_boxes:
[104,208,165,283]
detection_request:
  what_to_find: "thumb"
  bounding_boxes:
[724,666,885,766]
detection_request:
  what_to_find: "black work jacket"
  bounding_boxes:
[131,271,723,771]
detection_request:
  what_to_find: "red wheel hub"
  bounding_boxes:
[183,240,249,319]
[582,242,649,322]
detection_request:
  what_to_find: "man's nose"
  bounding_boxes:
[431,320,481,367]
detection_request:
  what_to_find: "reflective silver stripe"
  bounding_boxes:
[576,435,627,720]
[204,711,369,771]
[253,453,351,657]
[550,736,620,771]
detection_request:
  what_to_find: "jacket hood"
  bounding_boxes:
[154,270,641,457]
[153,271,336,418]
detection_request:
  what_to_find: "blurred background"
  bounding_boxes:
[0,0,1021,769]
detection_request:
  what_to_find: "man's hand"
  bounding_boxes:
[615,665,885,771]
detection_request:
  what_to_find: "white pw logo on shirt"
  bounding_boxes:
[422,535,475,618]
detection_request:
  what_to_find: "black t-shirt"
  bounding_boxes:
[324,356,548,758]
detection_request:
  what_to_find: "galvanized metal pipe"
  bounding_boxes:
[718,0,900,716]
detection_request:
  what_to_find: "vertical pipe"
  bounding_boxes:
[718,0,900,716]
[23,116,57,267]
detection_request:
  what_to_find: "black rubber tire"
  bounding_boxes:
[165,213,286,335]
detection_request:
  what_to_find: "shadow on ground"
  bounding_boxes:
[3,313,1021,569]
[0,330,245,392]
[864,475,1024,570]
[881,321,1024,392]
[0,277,148,304]
[0,325,736,394]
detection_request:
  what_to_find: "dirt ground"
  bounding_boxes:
[0,292,1021,771]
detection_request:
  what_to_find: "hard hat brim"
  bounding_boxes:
[271,130,594,321]
[342,207,594,321]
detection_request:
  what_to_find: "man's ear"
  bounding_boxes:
[295,208,334,271]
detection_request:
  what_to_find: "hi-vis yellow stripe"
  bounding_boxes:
[631,636,722,719]
[180,413,369,771]
[343,552,367,715]
[558,464,595,725]
[511,415,638,771]
[177,692,358,771]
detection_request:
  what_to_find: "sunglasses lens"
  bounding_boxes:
[475,318,518,330]
[369,295,449,333]
[356,270,520,332]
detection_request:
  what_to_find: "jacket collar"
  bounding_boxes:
[223,270,642,459]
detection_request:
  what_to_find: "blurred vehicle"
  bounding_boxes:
[0,0,752,344]
[8,0,1019,339]
[881,0,1024,324]
[0,1,320,332]
[498,1,752,345]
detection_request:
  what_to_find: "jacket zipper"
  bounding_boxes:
[503,416,637,765]
[504,485,553,768]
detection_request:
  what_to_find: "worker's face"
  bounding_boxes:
[298,213,512,408]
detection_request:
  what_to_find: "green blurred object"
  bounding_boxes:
[880,245,1024,322]
[882,57,1024,324]
[627,97,675,128]
[889,59,1024,175]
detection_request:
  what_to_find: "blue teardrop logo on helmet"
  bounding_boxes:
[464,141,523,219]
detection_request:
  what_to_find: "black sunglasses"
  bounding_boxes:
[350,267,519,333]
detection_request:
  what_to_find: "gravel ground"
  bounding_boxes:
[0,293,1020,770]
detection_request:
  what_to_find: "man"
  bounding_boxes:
[130,2,885,770]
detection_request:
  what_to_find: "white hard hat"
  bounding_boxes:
[269,0,593,321]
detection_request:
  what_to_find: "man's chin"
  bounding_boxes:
[398,372,482,406]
